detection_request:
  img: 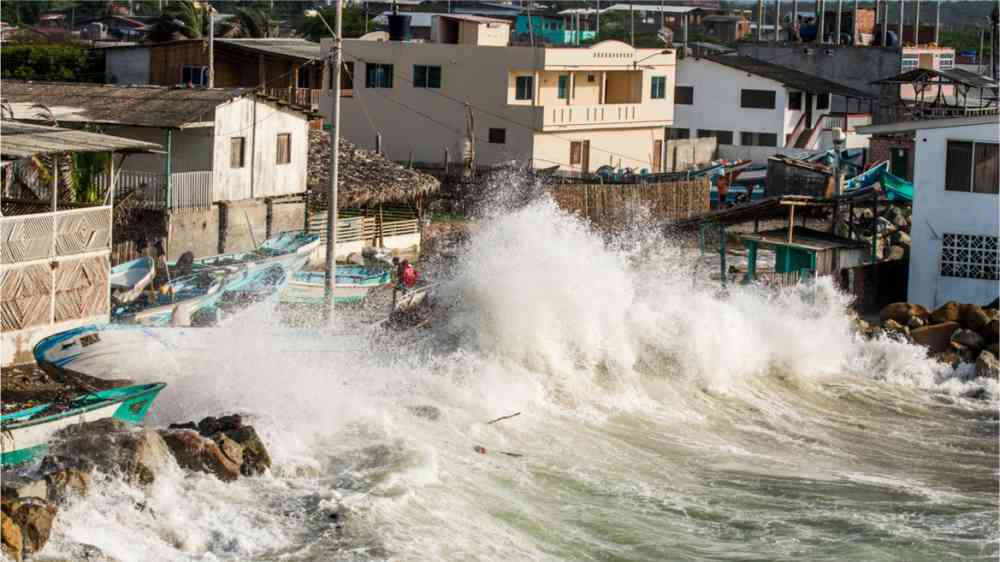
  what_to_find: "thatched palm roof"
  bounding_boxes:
[308,129,440,209]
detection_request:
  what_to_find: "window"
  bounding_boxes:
[557,75,569,99]
[587,74,596,83]
[697,129,734,145]
[668,128,690,140]
[940,233,998,280]
[414,65,442,88]
[740,132,779,147]
[230,137,245,168]
[816,93,830,110]
[570,141,583,165]
[740,89,776,109]
[674,86,694,105]
[901,55,919,71]
[651,76,667,99]
[515,75,533,100]
[488,128,506,144]
[181,65,208,86]
[946,140,999,194]
[938,53,955,70]
[276,133,291,165]
[365,63,393,88]
[788,91,803,110]
[297,68,311,88]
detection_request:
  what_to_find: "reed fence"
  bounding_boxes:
[547,180,711,231]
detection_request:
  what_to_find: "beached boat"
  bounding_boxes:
[0,383,166,466]
[280,267,391,305]
[111,268,228,326]
[170,231,319,276]
[110,256,155,303]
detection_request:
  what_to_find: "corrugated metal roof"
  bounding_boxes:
[857,114,1000,135]
[0,81,248,127]
[437,14,511,24]
[217,38,321,61]
[1,120,161,159]
[700,55,876,99]
[872,67,999,89]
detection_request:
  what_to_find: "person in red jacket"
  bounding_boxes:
[401,259,418,290]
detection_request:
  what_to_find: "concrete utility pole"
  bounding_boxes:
[208,7,214,87]
[881,0,888,46]
[934,0,940,44]
[596,0,600,34]
[793,0,799,32]
[818,0,825,44]
[835,0,842,45]
[979,28,986,75]
[630,2,635,46]
[775,0,781,43]
[757,0,764,41]
[914,0,920,45]
[898,0,905,46]
[852,0,859,45]
[324,0,343,316]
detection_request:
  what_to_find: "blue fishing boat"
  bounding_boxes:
[170,231,319,276]
[281,266,391,305]
[1,383,166,467]
[111,268,228,326]
[110,256,155,303]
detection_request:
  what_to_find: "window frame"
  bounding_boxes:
[788,91,803,110]
[697,129,734,145]
[668,128,690,140]
[674,85,694,105]
[938,53,955,70]
[365,63,393,88]
[901,55,919,71]
[488,128,506,144]
[945,139,999,194]
[515,75,534,101]
[651,76,667,100]
[230,137,245,169]
[557,74,569,100]
[414,64,442,88]
[816,93,830,110]
[181,64,208,87]
[276,133,292,165]
[740,89,776,109]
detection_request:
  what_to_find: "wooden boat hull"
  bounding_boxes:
[0,383,165,466]
[280,267,390,305]
[110,256,155,303]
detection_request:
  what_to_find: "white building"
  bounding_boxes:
[862,115,998,308]
[322,14,676,173]
[672,55,875,163]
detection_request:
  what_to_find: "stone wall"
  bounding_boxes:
[868,134,914,180]
[164,199,305,261]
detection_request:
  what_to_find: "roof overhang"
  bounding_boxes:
[1,121,163,159]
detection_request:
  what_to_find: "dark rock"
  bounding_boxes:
[158,430,240,482]
[880,302,928,325]
[959,303,989,331]
[1,476,48,501]
[952,329,985,351]
[930,301,960,324]
[1,511,22,561]
[981,318,999,344]
[406,405,442,421]
[910,321,961,354]
[976,351,999,379]
[42,467,91,505]
[882,318,908,336]
[987,343,1000,357]
[883,245,906,261]
[209,433,245,467]
[906,316,924,329]
[168,422,197,431]
[197,414,242,436]
[950,341,978,363]
[3,498,57,556]
[224,426,271,477]
[50,420,171,487]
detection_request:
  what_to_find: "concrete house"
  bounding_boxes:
[672,55,875,162]
[2,82,312,260]
[323,17,676,173]
[860,116,998,308]
[103,38,324,110]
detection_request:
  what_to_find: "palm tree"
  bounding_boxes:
[219,7,274,38]
[145,0,211,42]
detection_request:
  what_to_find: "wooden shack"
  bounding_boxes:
[765,155,834,199]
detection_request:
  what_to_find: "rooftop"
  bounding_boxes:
[0,120,161,160]
[216,38,321,61]
[857,114,1000,135]
[741,227,865,251]
[436,14,511,25]
[699,55,876,99]
[0,82,249,128]
[873,67,999,89]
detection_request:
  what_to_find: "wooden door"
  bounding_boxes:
[653,139,663,172]
[581,140,590,174]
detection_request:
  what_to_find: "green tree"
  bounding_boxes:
[145,0,211,42]
[1,42,104,82]
[298,5,372,42]
[218,6,274,38]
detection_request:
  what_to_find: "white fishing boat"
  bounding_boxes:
[110,256,155,303]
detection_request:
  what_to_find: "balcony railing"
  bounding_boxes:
[94,170,213,211]
[258,87,323,111]
[541,103,646,128]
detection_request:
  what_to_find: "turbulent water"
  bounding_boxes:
[44,197,998,561]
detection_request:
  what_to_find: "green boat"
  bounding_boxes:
[0,382,166,467]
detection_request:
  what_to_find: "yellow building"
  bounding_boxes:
[321,14,675,173]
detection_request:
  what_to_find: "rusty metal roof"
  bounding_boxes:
[0,81,248,128]
[217,38,321,61]
[1,120,162,159]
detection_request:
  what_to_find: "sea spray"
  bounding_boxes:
[43,194,998,561]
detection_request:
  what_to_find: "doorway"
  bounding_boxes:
[890,147,909,180]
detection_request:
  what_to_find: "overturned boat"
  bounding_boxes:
[110,256,156,304]
[0,383,166,467]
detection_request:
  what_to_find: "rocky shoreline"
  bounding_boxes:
[1,412,274,561]
[856,299,1000,385]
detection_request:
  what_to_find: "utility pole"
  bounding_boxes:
[852,0,859,45]
[881,0,888,46]
[914,0,920,45]
[596,0,600,34]
[630,2,635,47]
[757,0,764,41]
[324,0,343,317]
[835,0,842,45]
[818,0,825,44]
[208,6,214,87]
[934,0,940,45]
[898,0,904,46]
[775,0,781,43]
[979,28,986,75]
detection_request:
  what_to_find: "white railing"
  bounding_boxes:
[542,103,645,127]
[170,171,212,210]
[94,170,213,210]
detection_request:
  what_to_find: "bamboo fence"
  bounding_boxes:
[547,179,711,231]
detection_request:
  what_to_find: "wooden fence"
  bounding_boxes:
[546,180,711,231]
[307,207,420,244]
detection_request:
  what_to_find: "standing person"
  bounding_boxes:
[401,259,418,291]
[716,173,731,209]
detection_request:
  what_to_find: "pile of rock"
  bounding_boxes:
[859,300,999,378]
[837,204,911,262]
[0,415,272,560]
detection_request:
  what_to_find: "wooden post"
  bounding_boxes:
[51,154,59,211]
[378,203,385,248]
[787,204,796,243]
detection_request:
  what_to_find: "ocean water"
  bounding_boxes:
[43,198,998,561]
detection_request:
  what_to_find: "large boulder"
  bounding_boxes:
[880,302,929,326]
[167,415,272,478]
[959,303,989,331]
[910,321,960,354]
[224,426,271,477]
[158,430,241,482]
[2,498,57,557]
[882,318,909,337]
[50,419,171,487]
[981,318,999,344]
[930,301,960,324]
[1,511,22,561]
[952,329,985,351]
[976,351,999,379]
